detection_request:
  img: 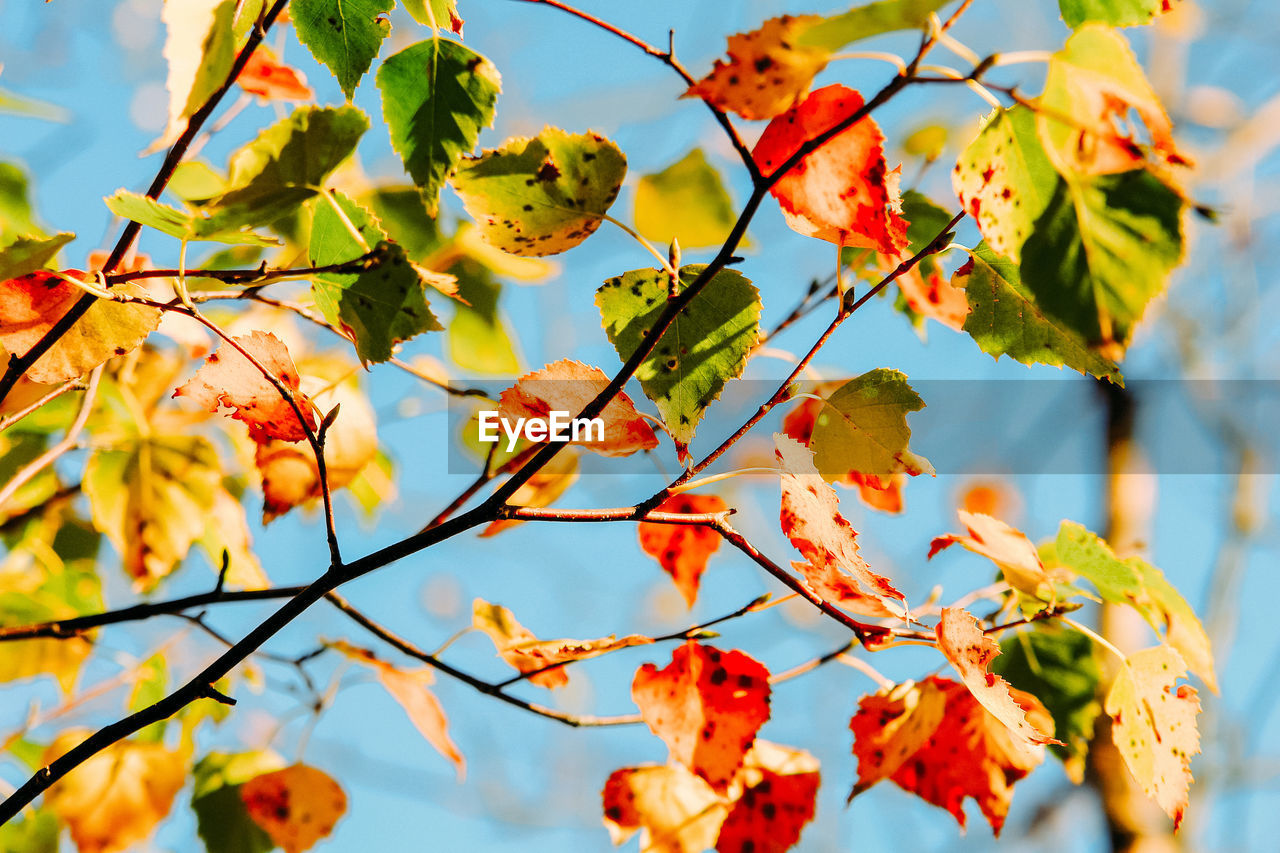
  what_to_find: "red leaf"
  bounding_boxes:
[715,741,820,853]
[850,676,1051,835]
[776,434,906,617]
[753,84,909,255]
[632,642,771,790]
[175,331,316,443]
[242,764,347,853]
[238,46,313,102]
[638,494,727,607]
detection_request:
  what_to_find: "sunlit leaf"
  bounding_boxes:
[292,0,393,100]
[241,764,347,853]
[929,511,1052,600]
[447,258,521,375]
[797,0,951,50]
[237,46,312,102]
[152,0,238,153]
[808,369,933,481]
[633,149,739,249]
[602,763,724,853]
[638,494,727,607]
[192,751,286,853]
[402,0,464,33]
[104,190,280,246]
[1059,0,1175,27]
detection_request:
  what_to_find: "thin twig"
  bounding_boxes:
[0,366,102,511]
[0,380,84,433]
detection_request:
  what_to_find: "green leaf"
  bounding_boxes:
[104,191,280,247]
[364,188,447,260]
[952,106,1056,263]
[84,436,224,589]
[293,0,393,100]
[0,516,103,695]
[0,809,59,853]
[192,751,287,853]
[1020,170,1183,352]
[0,162,44,239]
[633,148,739,250]
[809,369,933,480]
[0,232,74,280]
[1059,0,1168,29]
[447,258,521,374]
[796,0,950,51]
[597,265,760,457]
[167,161,229,202]
[130,654,169,743]
[0,86,69,123]
[956,242,1123,383]
[992,625,1101,783]
[452,127,627,256]
[378,39,500,216]
[309,192,443,365]
[1054,522,1216,691]
[403,0,464,33]
[203,105,369,228]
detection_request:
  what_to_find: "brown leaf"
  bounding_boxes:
[175,330,316,443]
[684,15,828,120]
[753,85,909,255]
[775,434,906,617]
[242,764,347,853]
[497,359,659,457]
[43,733,186,853]
[632,641,771,790]
[936,607,1060,748]
[473,599,653,689]
[638,494,727,607]
[850,676,1051,835]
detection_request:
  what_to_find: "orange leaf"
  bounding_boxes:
[602,763,725,853]
[638,494,727,607]
[480,451,579,537]
[242,764,347,853]
[238,46,313,101]
[753,84,909,255]
[715,740,820,853]
[850,676,1051,836]
[631,641,771,790]
[929,511,1050,598]
[497,359,659,457]
[0,270,160,383]
[473,599,653,689]
[936,607,1060,748]
[684,15,828,120]
[1105,646,1201,828]
[175,330,316,443]
[775,434,906,617]
[332,641,465,777]
[897,265,966,331]
[43,734,186,853]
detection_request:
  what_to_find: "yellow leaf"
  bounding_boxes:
[242,764,347,853]
[1105,646,1201,828]
[602,764,725,853]
[929,510,1051,599]
[44,733,186,853]
[684,16,829,120]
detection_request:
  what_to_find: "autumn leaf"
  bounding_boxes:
[807,369,933,482]
[936,607,1061,748]
[1104,645,1201,827]
[175,330,316,443]
[775,434,906,617]
[480,450,579,537]
[402,0,464,33]
[151,0,238,153]
[43,733,187,853]
[0,270,160,384]
[254,375,378,522]
[685,15,829,120]
[781,392,909,514]
[638,494,727,607]
[850,676,1051,835]
[332,641,465,777]
[715,740,820,853]
[473,598,652,689]
[632,641,771,790]
[602,763,725,853]
[451,128,626,256]
[497,359,658,457]
[1038,24,1188,176]
[242,764,348,853]
[192,751,287,853]
[237,46,313,102]
[1059,0,1179,28]
[633,149,741,249]
[753,84,909,255]
[929,511,1053,600]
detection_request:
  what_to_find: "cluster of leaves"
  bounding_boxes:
[0,0,1214,851]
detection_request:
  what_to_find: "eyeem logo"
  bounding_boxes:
[476,411,605,452]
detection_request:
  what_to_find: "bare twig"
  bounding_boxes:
[0,380,84,433]
[0,366,102,512]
